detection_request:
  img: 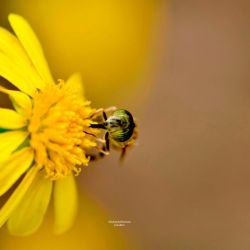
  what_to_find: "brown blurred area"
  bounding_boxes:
[1,0,250,250]
[84,1,250,250]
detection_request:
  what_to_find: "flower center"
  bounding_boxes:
[28,81,97,180]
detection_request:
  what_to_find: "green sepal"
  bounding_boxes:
[0,128,11,133]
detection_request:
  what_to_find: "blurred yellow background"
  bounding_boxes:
[0,0,165,250]
[1,0,250,250]
[0,0,159,108]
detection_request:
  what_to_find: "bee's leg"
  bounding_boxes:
[95,131,110,153]
[96,138,106,143]
[89,108,105,120]
[88,137,109,161]
[104,132,110,152]
[102,111,107,121]
[95,134,110,155]
[104,106,117,113]
[120,146,128,162]
[89,153,105,161]
[89,106,117,120]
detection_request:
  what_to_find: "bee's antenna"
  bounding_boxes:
[89,123,106,129]
[83,131,97,137]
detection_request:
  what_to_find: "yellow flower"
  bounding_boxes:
[0,14,99,236]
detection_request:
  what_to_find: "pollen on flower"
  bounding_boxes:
[28,80,98,180]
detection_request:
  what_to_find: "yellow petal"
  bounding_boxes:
[0,27,45,92]
[8,91,32,116]
[66,72,85,100]
[0,130,28,161]
[7,170,52,236]
[54,174,78,234]
[0,167,38,228]
[8,14,54,85]
[0,147,34,196]
[0,85,32,115]
[0,108,27,129]
[0,52,37,96]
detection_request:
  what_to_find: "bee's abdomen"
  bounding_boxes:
[111,128,134,142]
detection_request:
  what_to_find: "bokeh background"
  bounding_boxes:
[1,1,250,250]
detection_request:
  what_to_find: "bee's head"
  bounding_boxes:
[106,116,124,129]
[106,109,135,129]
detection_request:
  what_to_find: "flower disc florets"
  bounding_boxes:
[28,81,97,180]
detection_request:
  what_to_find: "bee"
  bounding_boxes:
[89,107,138,160]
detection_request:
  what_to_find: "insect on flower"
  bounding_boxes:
[89,107,138,160]
[0,14,118,236]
